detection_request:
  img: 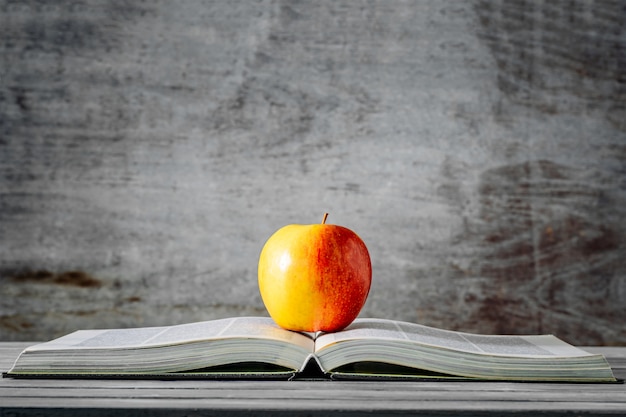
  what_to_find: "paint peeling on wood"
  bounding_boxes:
[10,270,102,288]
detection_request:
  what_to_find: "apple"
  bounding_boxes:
[258,213,372,332]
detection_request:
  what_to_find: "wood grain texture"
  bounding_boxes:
[0,1,625,344]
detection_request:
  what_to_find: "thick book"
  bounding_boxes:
[4,316,617,382]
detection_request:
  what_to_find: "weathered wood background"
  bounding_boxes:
[1,0,625,345]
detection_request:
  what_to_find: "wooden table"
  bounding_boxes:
[1,342,625,416]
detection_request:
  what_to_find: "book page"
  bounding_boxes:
[315,318,593,358]
[25,317,314,352]
[315,318,480,353]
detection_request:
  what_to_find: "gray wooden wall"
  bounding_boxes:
[1,0,625,345]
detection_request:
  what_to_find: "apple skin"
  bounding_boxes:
[258,221,372,333]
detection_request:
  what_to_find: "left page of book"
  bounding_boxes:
[24,317,313,350]
[9,317,315,376]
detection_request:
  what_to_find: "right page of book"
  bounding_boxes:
[315,318,593,358]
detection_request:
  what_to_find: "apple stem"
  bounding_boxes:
[321,212,329,224]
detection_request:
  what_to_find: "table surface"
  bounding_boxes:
[1,342,625,416]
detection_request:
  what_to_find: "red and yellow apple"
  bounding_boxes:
[258,213,372,332]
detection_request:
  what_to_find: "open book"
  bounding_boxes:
[5,317,617,382]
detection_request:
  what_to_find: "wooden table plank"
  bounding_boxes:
[1,343,625,416]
